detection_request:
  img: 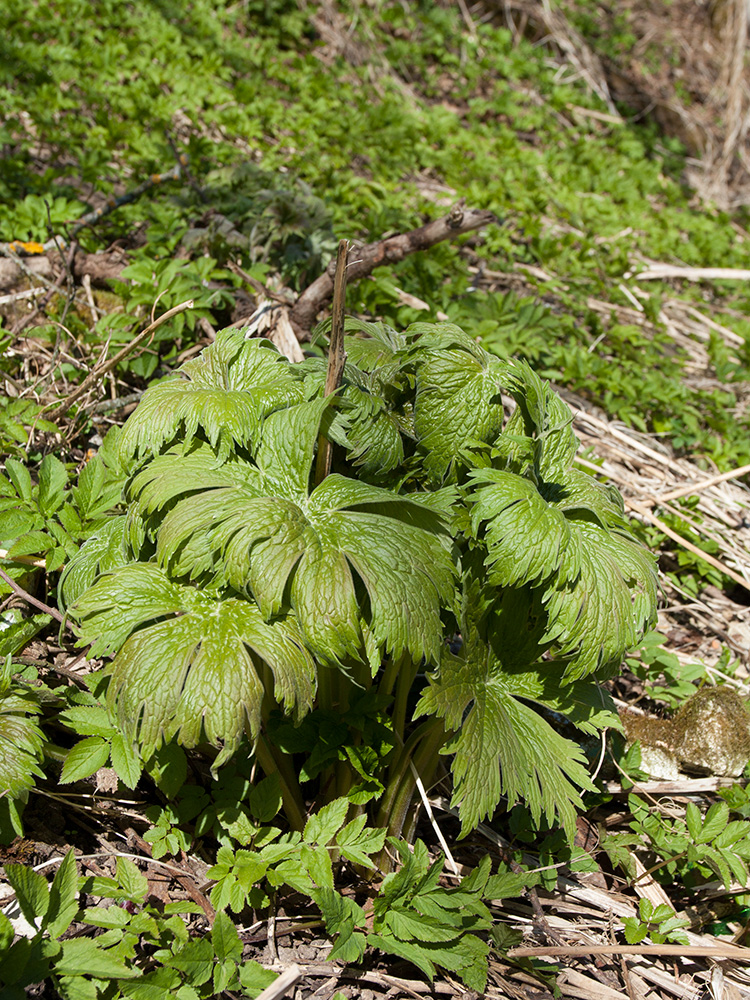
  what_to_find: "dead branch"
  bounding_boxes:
[315,239,349,484]
[289,201,497,337]
[45,299,194,421]
[0,247,130,293]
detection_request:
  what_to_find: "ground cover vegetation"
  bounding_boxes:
[3,1,750,997]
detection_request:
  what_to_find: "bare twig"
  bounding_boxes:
[290,203,496,337]
[628,499,750,595]
[45,299,193,421]
[509,943,750,959]
[643,462,750,505]
[635,264,750,282]
[125,827,215,924]
[314,239,349,484]
[255,964,302,1000]
[0,566,65,625]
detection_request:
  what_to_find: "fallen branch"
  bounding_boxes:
[635,264,750,282]
[0,247,130,294]
[509,943,750,959]
[289,201,497,337]
[45,299,194,421]
[0,566,65,625]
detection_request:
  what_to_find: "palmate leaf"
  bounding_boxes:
[470,466,657,678]
[0,686,45,797]
[416,637,596,835]
[70,564,315,765]
[59,516,130,607]
[297,352,407,478]
[118,332,303,463]
[126,402,456,666]
[504,360,579,480]
[406,323,511,484]
[543,522,658,681]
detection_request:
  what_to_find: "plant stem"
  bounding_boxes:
[254,735,306,832]
[391,655,419,747]
[376,720,436,830]
[388,720,447,842]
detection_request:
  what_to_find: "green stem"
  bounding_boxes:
[391,656,419,746]
[392,720,447,840]
[379,652,409,701]
[254,735,306,832]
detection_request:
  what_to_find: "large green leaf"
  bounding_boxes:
[470,470,570,588]
[407,323,510,484]
[504,361,578,479]
[118,332,303,463]
[416,637,596,834]
[71,565,315,764]
[542,522,658,680]
[469,466,657,677]
[126,403,456,666]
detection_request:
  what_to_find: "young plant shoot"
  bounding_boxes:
[60,321,658,843]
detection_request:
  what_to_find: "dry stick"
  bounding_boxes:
[0,566,65,625]
[573,457,750,589]
[635,264,750,282]
[314,240,349,485]
[290,203,496,337]
[627,499,750,596]
[509,943,750,960]
[254,964,303,1000]
[46,299,194,421]
[644,462,750,505]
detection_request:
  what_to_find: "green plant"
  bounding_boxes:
[622,898,691,945]
[602,794,750,890]
[0,431,124,585]
[57,322,656,851]
[0,851,279,999]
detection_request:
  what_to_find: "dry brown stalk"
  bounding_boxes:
[0,566,66,625]
[289,202,496,337]
[45,298,194,421]
[646,463,750,505]
[314,239,349,485]
[509,943,750,959]
[628,499,750,596]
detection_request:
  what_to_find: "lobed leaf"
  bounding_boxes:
[72,565,316,765]
[408,323,510,484]
[118,332,303,463]
[416,642,595,834]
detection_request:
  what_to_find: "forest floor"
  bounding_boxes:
[5,1,750,998]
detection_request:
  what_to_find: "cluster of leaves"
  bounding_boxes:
[0,437,124,583]
[602,794,750,891]
[50,322,656,847]
[0,816,535,997]
[0,851,278,1000]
